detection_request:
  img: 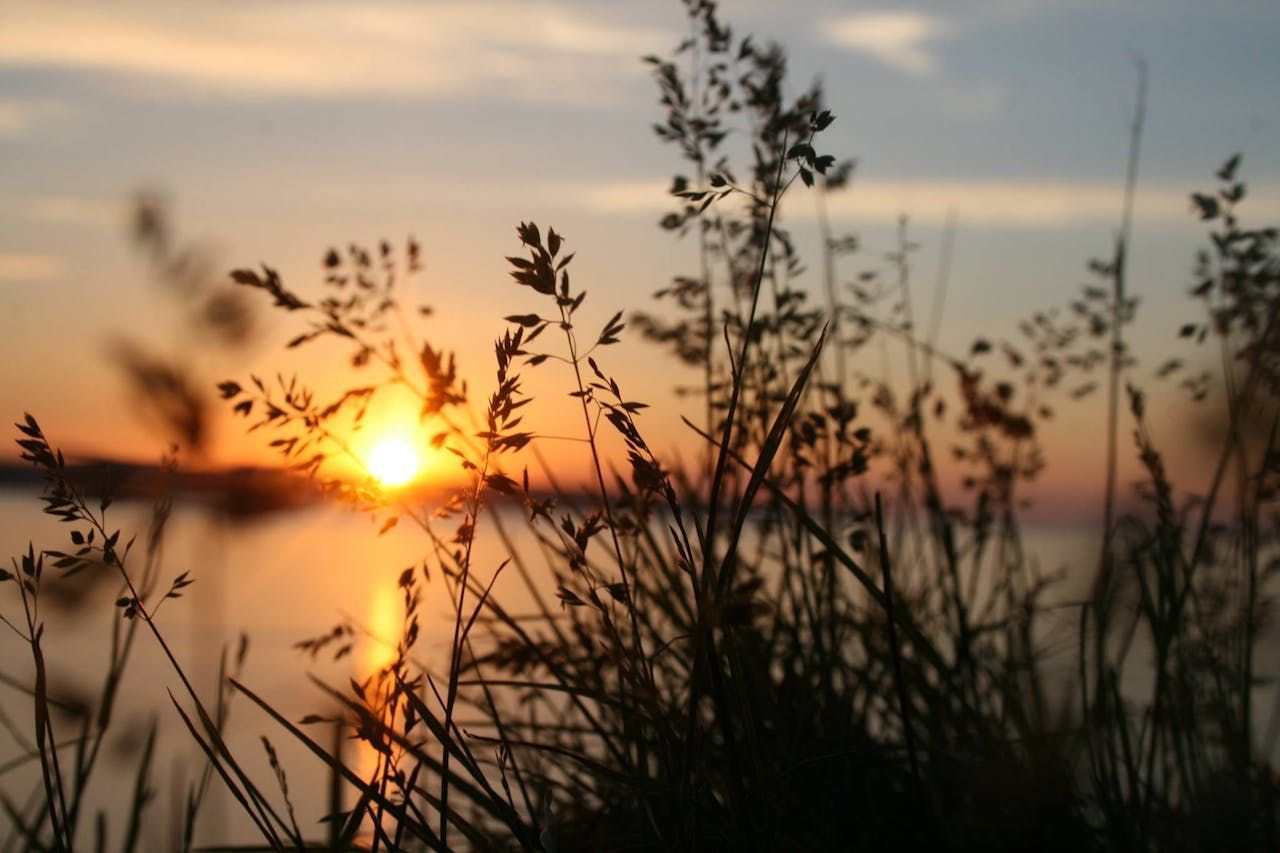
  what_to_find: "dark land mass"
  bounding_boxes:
[0,458,325,521]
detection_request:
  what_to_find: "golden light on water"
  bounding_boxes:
[365,437,421,487]
[359,582,402,780]
[365,582,401,675]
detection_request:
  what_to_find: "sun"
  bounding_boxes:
[365,437,421,487]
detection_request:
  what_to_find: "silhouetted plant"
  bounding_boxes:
[7,2,1280,851]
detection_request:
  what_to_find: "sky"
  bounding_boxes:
[1,0,1278,509]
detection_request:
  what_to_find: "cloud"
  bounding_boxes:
[822,11,951,75]
[0,196,122,228]
[576,178,1280,229]
[0,2,669,105]
[0,252,65,282]
[0,98,70,137]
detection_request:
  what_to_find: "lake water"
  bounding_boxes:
[0,487,1123,847]
[0,487,503,848]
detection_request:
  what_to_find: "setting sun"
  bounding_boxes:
[365,437,421,487]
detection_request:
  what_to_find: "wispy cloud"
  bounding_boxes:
[0,2,669,104]
[0,98,70,138]
[577,178,1280,229]
[0,252,65,282]
[822,11,951,75]
[19,197,122,227]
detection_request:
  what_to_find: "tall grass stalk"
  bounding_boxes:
[6,2,1279,850]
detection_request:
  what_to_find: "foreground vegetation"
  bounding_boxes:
[5,1,1280,849]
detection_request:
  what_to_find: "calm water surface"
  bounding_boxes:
[0,488,1102,847]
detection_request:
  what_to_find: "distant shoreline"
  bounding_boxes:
[0,458,325,520]
[0,459,1114,528]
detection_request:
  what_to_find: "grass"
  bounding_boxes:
[4,0,1280,849]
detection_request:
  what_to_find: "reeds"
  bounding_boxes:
[5,0,1279,849]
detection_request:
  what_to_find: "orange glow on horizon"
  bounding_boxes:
[337,389,453,490]
[365,436,421,487]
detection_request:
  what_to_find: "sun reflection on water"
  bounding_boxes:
[358,581,403,781]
